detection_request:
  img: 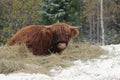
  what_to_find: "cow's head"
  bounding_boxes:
[49,23,79,53]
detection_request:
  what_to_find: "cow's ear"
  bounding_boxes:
[70,27,79,38]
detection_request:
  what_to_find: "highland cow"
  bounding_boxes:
[7,23,79,55]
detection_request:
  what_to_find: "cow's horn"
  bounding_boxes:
[73,27,78,29]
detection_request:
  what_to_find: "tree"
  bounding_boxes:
[100,0,105,45]
[82,0,102,44]
[0,0,42,45]
[82,0,120,45]
[38,0,84,26]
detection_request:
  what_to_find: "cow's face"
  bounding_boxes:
[50,23,79,53]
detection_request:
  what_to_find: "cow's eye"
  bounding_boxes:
[66,33,69,36]
[66,32,69,39]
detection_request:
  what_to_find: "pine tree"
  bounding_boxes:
[38,0,84,26]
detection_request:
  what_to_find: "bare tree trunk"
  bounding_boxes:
[92,15,95,44]
[100,0,105,45]
[89,17,92,43]
[97,7,100,44]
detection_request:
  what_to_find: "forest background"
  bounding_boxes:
[0,0,120,45]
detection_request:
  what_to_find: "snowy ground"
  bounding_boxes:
[0,44,120,80]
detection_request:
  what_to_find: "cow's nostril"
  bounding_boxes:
[57,43,67,50]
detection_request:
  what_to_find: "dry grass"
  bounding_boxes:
[0,43,107,74]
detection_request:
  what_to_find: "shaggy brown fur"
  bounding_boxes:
[7,23,79,55]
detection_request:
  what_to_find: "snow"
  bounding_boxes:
[0,44,120,80]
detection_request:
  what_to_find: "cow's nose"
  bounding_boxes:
[57,43,67,50]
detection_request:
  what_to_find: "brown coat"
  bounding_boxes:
[7,23,79,55]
